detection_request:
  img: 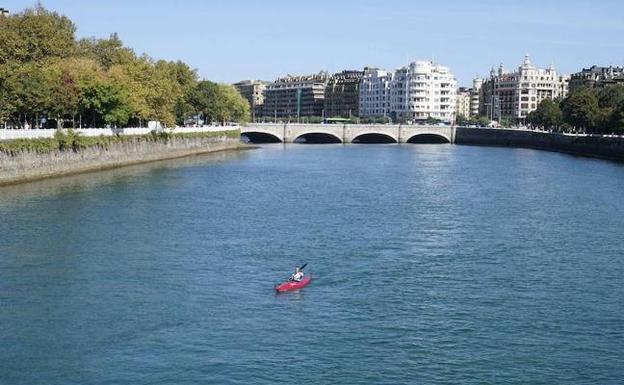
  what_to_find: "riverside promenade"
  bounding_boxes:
[0,126,237,141]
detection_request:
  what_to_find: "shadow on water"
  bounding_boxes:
[352,133,397,144]
[241,132,282,143]
[294,133,342,144]
[406,134,450,144]
[0,150,250,203]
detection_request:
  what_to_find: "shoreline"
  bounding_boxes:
[0,144,253,188]
[2,126,623,188]
[0,132,249,187]
[454,127,624,163]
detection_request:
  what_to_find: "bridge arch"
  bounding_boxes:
[294,132,343,144]
[352,132,398,144]
[241,131,282,143]
[406,133,450,144]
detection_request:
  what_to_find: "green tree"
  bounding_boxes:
[499,117,514,128]
[594,85,624,133]
[160,60,198,125]
[187,81,250,124]
[561,88,600,133]
[456,114,470,126]
[12,61,53,128]
[82,77,133,127]
[0,63,18,125]
[0,4,76,65]
[607,101,624,134]
[148,60,190,126]
[218,84,250,123]
[597,84,624,109]
[59,58,106,128]
[45,59,82,127]
[159,60,198,93]
[107,57,195,127]
[424,116,441,125]
[187,81,219,123]
[76,33,135,69]
[107,59,151,124]
[477,116,491,127]
[0,4,210,129]
[528,98,562,130]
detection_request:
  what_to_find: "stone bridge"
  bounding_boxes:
[241,124,456,144]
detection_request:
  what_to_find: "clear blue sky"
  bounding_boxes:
[5,0,624,86]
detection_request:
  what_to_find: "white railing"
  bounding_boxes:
[468,126,624,139]
[0,130,56,140]
[0,126,239,141]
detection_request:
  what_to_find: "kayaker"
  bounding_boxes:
[289,266,304,282]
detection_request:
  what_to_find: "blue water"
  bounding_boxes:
[1,144,623,384]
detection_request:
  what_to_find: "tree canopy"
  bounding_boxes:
[186,81,250,125]
[527,98,562,130]
[0,5,249,128]
[528,85,624,135]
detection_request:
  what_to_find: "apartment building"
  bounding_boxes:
[389,61,457,123]
[456,87,471,118]
[479,55,568,123]
[262,72,329,119]
[569,65,624,93]
[324,70,364,118]
[359,61,457,123]
[359,67,392,118]
[233,80,267,121]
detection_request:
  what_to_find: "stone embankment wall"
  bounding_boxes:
[0,134,241,186]
[455,127,624,162]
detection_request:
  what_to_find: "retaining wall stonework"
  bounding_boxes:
[0,135,241,186]
[455,127,624,162]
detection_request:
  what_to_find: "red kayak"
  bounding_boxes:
[275,276,312,293]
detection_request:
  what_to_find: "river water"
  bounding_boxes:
[1,144,623,384]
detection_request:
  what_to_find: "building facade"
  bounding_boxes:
[568,65,624,93]
[359,61,457,123]
[456,87,471,118]
[0,7,9,17]
[359,67,392,118]
[324,70,363,118]
[233,80,267,122]
[470,78,482,117]
[479,55,568,123]
[262,72,328,119]
[389,61,457,123]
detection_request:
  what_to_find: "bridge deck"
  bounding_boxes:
[241,124,455,143]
